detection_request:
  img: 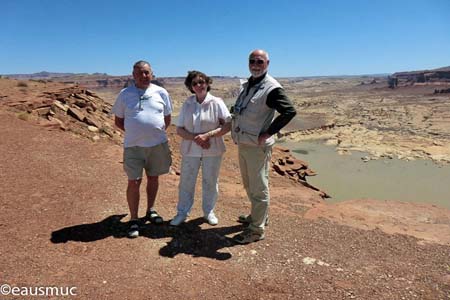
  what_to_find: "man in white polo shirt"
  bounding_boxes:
[112,60,173,238]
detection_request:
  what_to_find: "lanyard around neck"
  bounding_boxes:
[236,82,263,113]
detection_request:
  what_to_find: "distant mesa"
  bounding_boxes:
[388,66,450,88]
[3,71,80,79]
[1,71,232,90]
[2,72,131,89]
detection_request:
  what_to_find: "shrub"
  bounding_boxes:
[17,81,29,87]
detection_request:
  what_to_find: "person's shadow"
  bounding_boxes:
[149,218,243,260]
[50,214,129,243]
[50,215,244,261]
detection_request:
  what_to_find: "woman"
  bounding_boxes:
[170,70,231,226]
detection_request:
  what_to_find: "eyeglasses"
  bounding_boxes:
[192,80,206,86]
[249,59,265,65]
[139,95,150,110]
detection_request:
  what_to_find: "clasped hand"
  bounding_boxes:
[194,133,210,149]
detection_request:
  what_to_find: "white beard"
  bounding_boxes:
[250,68,267,78]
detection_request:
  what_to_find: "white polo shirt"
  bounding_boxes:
[112,84,173,148]
[177,93,231,157]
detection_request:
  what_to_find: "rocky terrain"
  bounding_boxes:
[1,77,449,299]
[279,76,450,165]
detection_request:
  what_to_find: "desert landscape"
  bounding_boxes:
[1,68,449,299]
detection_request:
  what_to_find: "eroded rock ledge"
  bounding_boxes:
[5,85,123,144]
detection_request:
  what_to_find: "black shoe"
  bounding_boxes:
[127,220,140,238]
[146,210,164,224]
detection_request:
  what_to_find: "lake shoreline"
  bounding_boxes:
[278,139,450,210]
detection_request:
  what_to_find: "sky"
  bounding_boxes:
[2,0,450,77]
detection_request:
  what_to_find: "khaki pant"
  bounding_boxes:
[238,144,272,234]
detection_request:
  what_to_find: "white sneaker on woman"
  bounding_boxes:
[204,213,218,226]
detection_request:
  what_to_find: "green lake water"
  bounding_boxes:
[279,140,450,210]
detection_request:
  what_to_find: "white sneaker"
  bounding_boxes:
[170,214,186,226]
[204,213,218,226]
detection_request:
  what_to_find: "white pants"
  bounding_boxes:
[177,155,223,218]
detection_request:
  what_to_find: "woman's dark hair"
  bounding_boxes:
[184,70,212,93]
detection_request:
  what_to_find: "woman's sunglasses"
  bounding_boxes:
[192,80,206,86]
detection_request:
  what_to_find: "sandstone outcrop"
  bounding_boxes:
[271,147,329,198]
[4,82,122,144]
[389,66,450,87]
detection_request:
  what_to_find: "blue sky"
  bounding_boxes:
[2,0,449,77]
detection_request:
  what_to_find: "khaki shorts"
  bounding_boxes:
[123,142,172,180]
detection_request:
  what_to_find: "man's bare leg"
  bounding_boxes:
[127,179,142,220]
[146,175,159,211]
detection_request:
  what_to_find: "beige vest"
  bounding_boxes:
[231,74,281,146]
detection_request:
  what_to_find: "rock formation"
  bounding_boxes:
[389,66,450,87]
[5,84,122,144]
[271,147,329,198]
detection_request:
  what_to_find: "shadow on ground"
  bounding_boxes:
[50,215,244,261]
[50,214,129,242]
[153,218,243,261]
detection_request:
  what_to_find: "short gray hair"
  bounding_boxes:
[249,49,269,61]
[133,60,151,69]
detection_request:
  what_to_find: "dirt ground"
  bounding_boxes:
[1,79,450,299]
